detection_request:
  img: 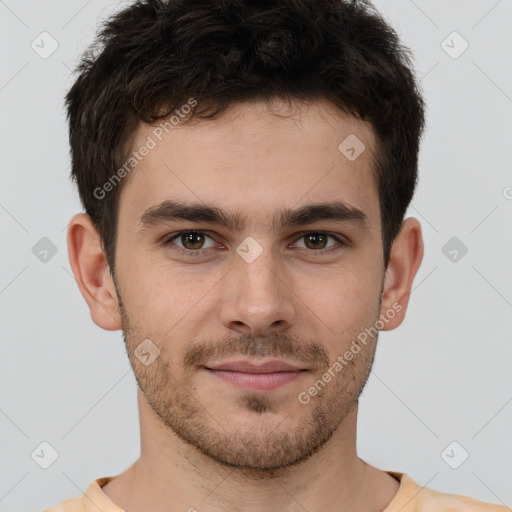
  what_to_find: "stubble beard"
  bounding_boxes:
[116,284,380,479]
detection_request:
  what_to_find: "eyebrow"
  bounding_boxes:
[138,200,369,233]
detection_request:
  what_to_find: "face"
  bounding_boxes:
[112,98,386,474]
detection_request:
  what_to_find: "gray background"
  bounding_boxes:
[1,0,511,510]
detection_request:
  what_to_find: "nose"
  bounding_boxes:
[218,245,297,337]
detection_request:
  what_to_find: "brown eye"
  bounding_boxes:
[293,232,345,252]
[180,232,206,250]
[303,232,328,250]
[163,230,217,255]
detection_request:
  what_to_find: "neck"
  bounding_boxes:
[102,391,399,512]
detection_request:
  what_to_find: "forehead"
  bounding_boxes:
[118,98,380,231]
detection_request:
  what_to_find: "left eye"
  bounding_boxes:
[292,232,341,251]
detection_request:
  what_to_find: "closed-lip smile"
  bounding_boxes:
[204,359,308,391]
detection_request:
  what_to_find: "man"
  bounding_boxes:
[45,0,508,510]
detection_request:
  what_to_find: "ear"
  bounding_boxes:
[67,213,122,330]
[379,217,424,331]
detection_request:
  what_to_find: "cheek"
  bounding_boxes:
[303,266,382,332]
[119,260,221,332]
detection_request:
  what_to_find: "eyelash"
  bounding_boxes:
[161,230,348,257]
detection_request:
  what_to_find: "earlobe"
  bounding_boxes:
[380,217,424,331]
[67,213,122,331]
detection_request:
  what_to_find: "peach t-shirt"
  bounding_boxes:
[43,471,509,511]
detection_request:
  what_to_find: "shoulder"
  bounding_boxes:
[390,472,510,512]
[42,476,118,512]
[42,495,84,512]
[420,485,510,511]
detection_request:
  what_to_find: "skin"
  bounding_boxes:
[67,97,423,512]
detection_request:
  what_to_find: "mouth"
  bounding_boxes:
[203,359,308,391]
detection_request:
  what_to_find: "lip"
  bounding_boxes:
[204,359,308,391]
[205,359,306,373]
